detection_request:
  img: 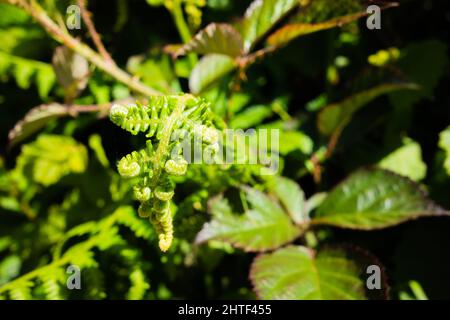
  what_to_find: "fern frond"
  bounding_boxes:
[8,281,33,300]
[0,51,56,98]
[127,267,150,300]
[110,94,221,251]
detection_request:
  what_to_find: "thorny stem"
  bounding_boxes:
[77,0,114,65]
[4,0,161,97]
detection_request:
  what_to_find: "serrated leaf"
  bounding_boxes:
[317,83,419,136]
[8,103,68,147]
[379,138,426,181]
[176,23,243,58]
[196,186,301,251]
[312,168,447,229]
[189,54,236,94]
[241,0,299,52]
[269,176,306,224]
[267,11,366,47]
[251,245,385,300]
[266,1,398,47]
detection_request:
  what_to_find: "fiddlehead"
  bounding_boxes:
[110,94,220,252]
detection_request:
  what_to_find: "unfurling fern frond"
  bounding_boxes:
[110,94,220,252]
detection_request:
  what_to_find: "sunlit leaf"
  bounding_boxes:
[15,134,88,186]
[251,245,387,300]
[241,0,299,52]
[269,176,306,224]
[0,51,56,98]
[267,1,398,48]
[277,131,313,155]
[379,138,426,181]
[229,105,272,129]
[196,186,301,251]
[267,11,366,47]
[312,168,447,229]
[438,126,450,176]
[176,23,243,58]
[189,54,236,94]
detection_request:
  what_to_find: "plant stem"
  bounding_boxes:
[169,0,197,67]
[77,0,114,65]
[6,0,161,97]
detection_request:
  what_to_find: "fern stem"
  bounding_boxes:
[4,0,161,97]
[150,97,186,188]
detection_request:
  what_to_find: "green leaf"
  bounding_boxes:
[317,83,419,136]
[438,126,450,176]
[189,54,236,94]
[229,104,272,129]
[379,138,427,181]
[0,51,56,98]
[251,245,385,300]
[269,176,306,225]
[8,103,68,147]
[176,23,243,58]
[15,134,88,186]
[265,1,399,47]
[277,131,313,155]
[267,10,367,47]
[312,168,447,230]
[196,186,301,251]
[241,0,299,52]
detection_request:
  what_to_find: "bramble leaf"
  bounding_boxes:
[312,168,448,229]
[251,245,386,300]
[266,1,398,48]
[268,176,307,225]
[196,186,302,251]
[176,23,243,58]
[241,0,299,52]
[189,54,236,94]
